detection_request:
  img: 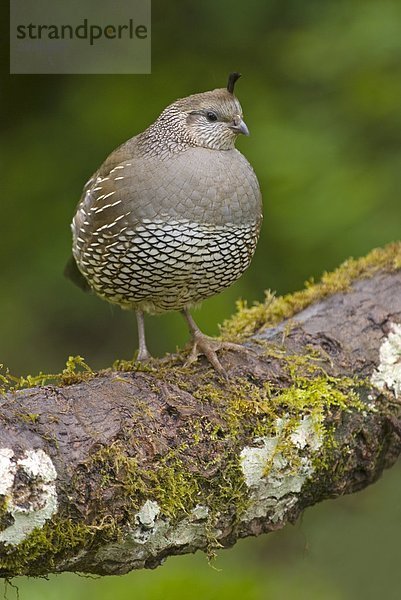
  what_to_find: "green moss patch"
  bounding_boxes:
[221,242,401,339]
[0,355,94,395]
[0,516,114,576]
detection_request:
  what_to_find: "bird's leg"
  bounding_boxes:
[136,310,151,361]
[182,308,250,376]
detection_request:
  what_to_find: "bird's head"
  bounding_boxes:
[155,73,249,151]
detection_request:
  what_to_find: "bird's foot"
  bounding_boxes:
[185,333,250,378]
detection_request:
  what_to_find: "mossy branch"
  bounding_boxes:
[1,243,401,578]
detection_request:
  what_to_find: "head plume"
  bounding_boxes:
[227,72,241,94]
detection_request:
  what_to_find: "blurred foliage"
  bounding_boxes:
[1,0,401,598]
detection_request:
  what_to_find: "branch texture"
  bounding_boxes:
[1,244,401,577]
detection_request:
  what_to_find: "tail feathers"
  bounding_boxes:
[64,255,91,292]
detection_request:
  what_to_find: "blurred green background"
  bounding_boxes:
[2,0,401,598]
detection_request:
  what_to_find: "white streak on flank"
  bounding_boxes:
[93,200,122,215]
[92,186,103,192]
[95,214,126,232]
[114,176,125,181]
[93,205,112,214]
[371,322,401,398]
[111,214,126,224]
[0,449,58,546]
[103,191,116,200]
[84,175,96,187]
[95,223,110,232]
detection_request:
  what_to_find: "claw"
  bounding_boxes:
[185,334,227,377]
[183,308,254,377]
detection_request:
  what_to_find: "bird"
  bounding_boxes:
[67,72,263,375]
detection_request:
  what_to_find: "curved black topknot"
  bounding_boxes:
[227,72,241,94]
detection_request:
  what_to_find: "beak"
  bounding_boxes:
[229,117,250,136]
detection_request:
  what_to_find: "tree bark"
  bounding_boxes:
[1,244,401,577]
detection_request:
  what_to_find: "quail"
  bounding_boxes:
[67,73,263,375]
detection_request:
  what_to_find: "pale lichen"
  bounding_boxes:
[240,415,322,524]
[94,503,211,571]
[371,322,401,398]
[0,449,16,496]
[135,500,161,530]
[0,449,58,546]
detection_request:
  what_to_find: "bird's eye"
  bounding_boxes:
[206,111,218,122]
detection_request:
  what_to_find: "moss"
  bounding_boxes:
[15,413,40,424]
[59,355,94,385]
[147,452,200,518]
[221,241,401,339]
[0,355,94,395]
[112,358,156,374]
[0,515,116,576]
[86,440,244,522]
